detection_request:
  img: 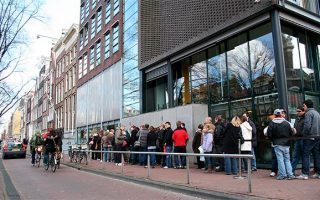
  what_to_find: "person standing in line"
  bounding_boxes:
[240,115,252,172]
[172,121,189,169]
[201,123,215,173]
[291,106,305,175]
[146,126,158,168]
[267,109,294,180]
[138,124,149,166]
[243,112,257,171]
[213,115,226,172]
[222,116,242,175]
[101,130,109,162]
[106,129,114,162]
[163,122,174,169]
[297,99,320,180]
[192,124,204,169]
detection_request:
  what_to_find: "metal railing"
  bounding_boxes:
[67,147,254,193]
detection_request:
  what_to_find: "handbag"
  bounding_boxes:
[134,132,142,147]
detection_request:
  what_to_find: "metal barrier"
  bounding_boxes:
[69,148,254,193]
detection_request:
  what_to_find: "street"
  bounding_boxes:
[0,156,203,200]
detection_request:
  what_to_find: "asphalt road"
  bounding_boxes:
[0,156,203,200]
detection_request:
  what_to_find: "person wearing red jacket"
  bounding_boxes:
[172,121,189,169]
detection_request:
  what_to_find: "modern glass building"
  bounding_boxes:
[120,0,320,165]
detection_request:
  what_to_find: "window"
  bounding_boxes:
[105,0,111,24]
[84,24,89,46]
[90,46,95,70]
[96,7,102,33]
[80,3,85,23]
[96,40,101,65]
[85,0,90,18]
[80,30,84,50]
[90,15,96,39]
[104,32,110,58]
[112,24,119,53]
[92,0,96,9]
[114,0,119,15]
[83,54,88,75]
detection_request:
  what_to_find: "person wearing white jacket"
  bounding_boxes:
[240,116,252,171]
[240,116,253,152]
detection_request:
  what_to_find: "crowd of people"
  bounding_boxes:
[28,99,320,181]
[29,128,63,166]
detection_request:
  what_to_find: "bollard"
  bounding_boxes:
[121,153,124,175]
[234,139,246,179]
[186,156,190,184]
[247,157,252,193]
[147,154,150,178]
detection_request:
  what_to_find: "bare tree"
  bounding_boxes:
[0,0,42,119]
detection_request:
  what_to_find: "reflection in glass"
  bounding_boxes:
[208,44,227,103]
[249,23,276,95]
[230,98,252,117]
[190,52,208,104]
[145,76,168,112]
[227,33,250,99]
[173,58,191,106]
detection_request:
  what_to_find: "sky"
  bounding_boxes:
[1,0,80,130]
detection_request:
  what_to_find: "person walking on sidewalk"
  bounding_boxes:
[297,99,320,180]
[267,109,295,180]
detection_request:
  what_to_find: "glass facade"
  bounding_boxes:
[282,24,320,120]
[76,61,122,143]
[122,0,140,117]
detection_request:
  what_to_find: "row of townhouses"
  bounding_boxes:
[8,0,320,166]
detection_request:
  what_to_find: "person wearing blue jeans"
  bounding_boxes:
[147,148,156,167]
[164,145,173,168]
[224,157,238,175]
[267,109,294,180]
[274,145,294,179]
[298,100,320,179]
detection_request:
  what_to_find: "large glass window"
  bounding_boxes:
[288,0,320,14]
[227,33,250,99]
[249,23,276,96]
[145,76,168,112]
[84,24,89,46]
[208,44,227,103]
[112,23,119,53]
[282,25,319,115]
[173,58,191,106]
[190,51,208,104]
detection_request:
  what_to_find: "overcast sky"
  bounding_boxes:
[1,0,80,130]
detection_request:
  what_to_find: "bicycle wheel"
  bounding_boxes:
[83,153,88,165]
[44,157,49,171]
[51,154,57,172]
[36,153,41,168]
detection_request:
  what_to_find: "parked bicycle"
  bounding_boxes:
[69,146,88,165]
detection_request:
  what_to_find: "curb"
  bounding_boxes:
[63,162,264,200]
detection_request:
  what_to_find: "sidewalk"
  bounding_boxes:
[62,157,319,200]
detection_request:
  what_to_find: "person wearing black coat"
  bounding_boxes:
[163,122,173,168]
[192,124,204,169]
[129,126,139,164]
[222,116,242,175]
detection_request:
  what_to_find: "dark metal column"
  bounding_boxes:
[167,60,174,108]
[271,10,288,110]
[139,70,145,113]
